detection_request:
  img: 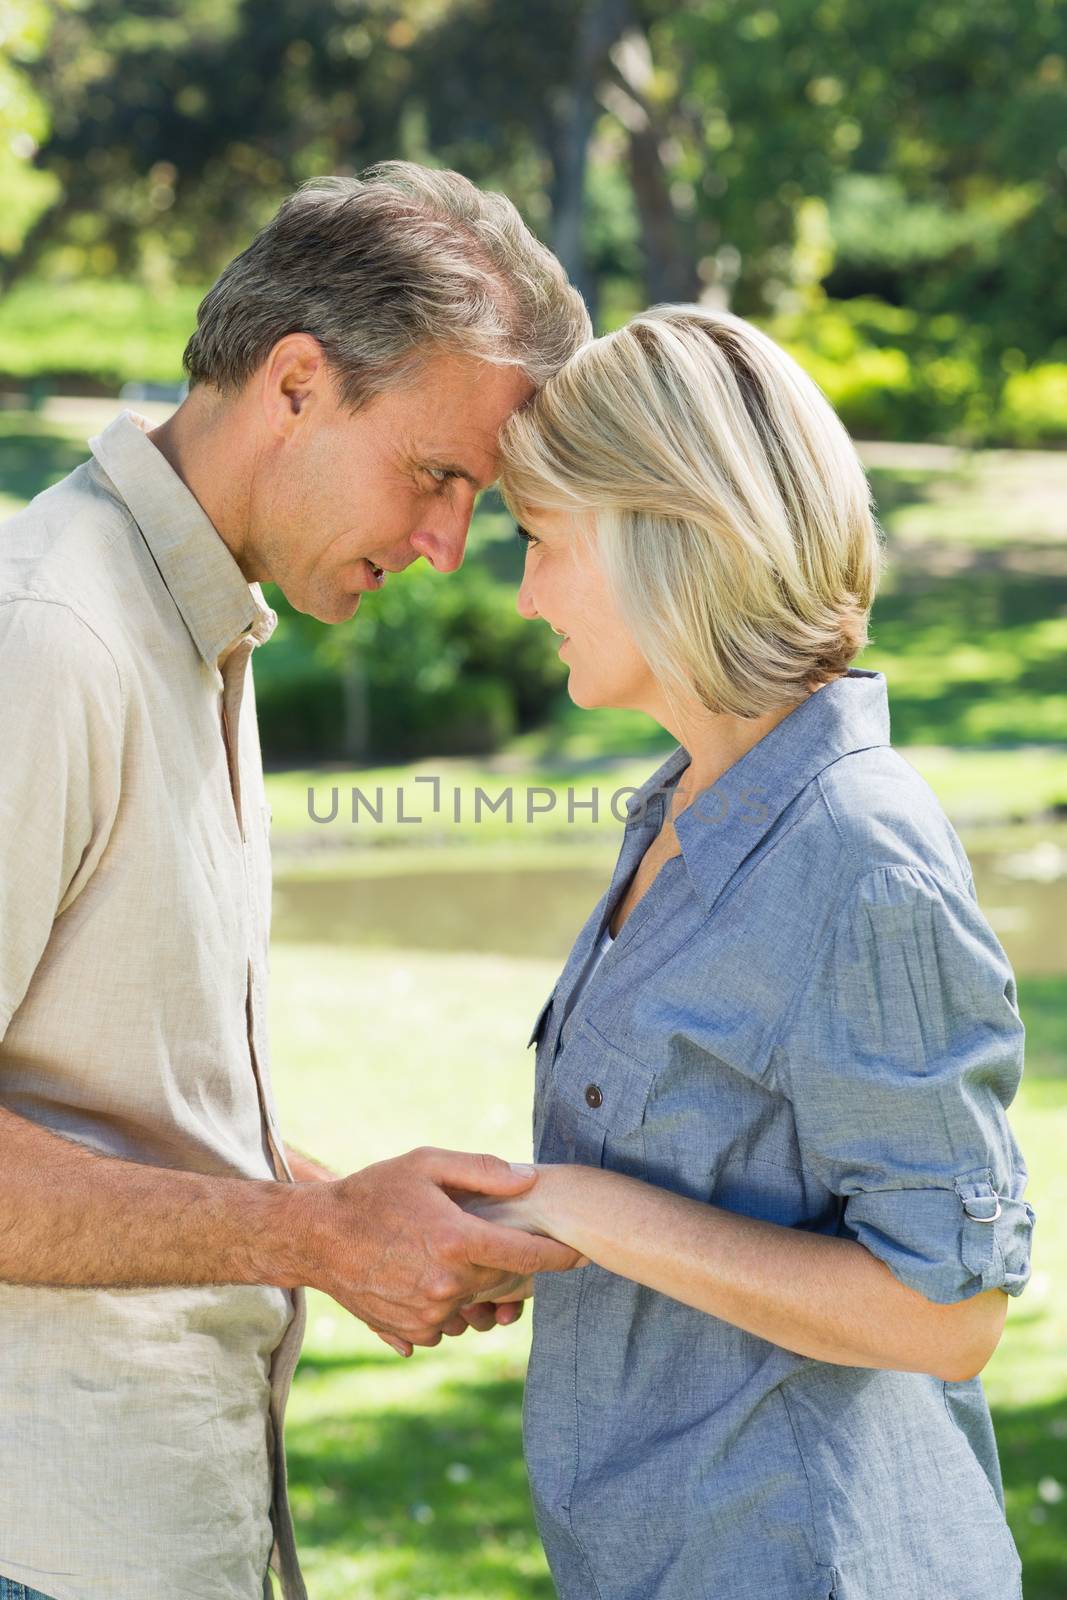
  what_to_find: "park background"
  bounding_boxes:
[2,1,1066,1594]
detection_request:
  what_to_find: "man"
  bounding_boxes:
[0,162,591,1600]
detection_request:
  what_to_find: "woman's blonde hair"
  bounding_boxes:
[498,305,886,717]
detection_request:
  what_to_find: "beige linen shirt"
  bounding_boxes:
[0,412,306,1600]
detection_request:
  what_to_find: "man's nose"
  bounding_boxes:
[409,501,473,574]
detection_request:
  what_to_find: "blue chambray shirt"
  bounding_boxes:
[524,669,1034,1600]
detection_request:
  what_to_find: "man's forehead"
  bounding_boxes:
[414,436,498,491]
[415,349,531,404]
[416,405,525,481]
[400,358,534,482]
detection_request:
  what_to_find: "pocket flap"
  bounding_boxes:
[555,1018,657,1135]
[527,988,557,1049]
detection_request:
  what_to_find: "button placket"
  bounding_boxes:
[219,636,254,841]
[219,634,291,1183]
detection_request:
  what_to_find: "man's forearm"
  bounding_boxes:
[0,1106,303,1290]
[285,1142,337,1183]
[0,1109,582,1346]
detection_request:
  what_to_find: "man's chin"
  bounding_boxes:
[299,590,363,625]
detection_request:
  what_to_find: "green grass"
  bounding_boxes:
[867,451,1067,550]
[270,943,558,1597]
[268,944,1066,1598]
[860,577,1067,746]
[983,1060,1067,1600]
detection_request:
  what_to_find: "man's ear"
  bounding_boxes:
[259,333,328,439]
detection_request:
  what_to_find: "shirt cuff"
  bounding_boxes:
[841,1167,1035,1305]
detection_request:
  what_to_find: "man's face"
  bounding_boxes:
[250,350,535,623]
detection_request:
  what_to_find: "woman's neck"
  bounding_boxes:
[659,685,823,815]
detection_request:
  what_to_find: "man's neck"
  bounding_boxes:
[148,392,256,578]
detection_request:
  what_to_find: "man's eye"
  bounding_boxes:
[425,467,452,485]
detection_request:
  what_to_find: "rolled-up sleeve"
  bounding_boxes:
[773,861,1035,1305]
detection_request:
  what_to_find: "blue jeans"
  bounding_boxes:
[0,1574,273,1599]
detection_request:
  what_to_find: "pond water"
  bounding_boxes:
[272,850,1066,978]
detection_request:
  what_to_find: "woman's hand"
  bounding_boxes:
[457,1178,591,1274]
[457,1191,548,1233]
[465,1272,534,1308]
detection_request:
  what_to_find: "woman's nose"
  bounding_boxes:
[516,570,539,620]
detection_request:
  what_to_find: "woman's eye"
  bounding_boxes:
[516,524,538,546]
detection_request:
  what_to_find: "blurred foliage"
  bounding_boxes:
[771,297,999,441]
[1000,366,1067,448]
[3,275,1063,443]
[0,0,1064,394]
[0,277,203,390]
[2,0,1066,759]
[0,0,62,255]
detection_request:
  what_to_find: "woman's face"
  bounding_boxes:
[515,508,659,712]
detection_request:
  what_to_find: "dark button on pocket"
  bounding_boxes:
[584,1083,603,1109]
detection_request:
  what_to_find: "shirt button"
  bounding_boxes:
[585,1083,603,1109]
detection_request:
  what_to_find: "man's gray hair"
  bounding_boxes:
[183,162,591,406]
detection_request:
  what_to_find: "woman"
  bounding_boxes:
[472,307,1035,1600]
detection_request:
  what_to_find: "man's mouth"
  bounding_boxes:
[356,559,388,590]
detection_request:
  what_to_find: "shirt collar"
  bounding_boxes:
[89,410,277,668]
[625,669,891,913]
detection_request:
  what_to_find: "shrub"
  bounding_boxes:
[0,278,198,391]
[770,297,989,442]
[998,365,1067,447]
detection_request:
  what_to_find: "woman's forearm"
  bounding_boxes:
[500,1164,1006,1382]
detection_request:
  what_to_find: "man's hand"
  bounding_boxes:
[0,1111,564,1357]
[288,1148,580,1351]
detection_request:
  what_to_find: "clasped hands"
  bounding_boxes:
[294,1147,579,1357]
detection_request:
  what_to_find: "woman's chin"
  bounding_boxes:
[568,689,596,709]
[565,671,600,710]
[566,672,626,712]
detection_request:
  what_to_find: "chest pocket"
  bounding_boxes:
[527,987,556,1050]
[536,1017,656,1175]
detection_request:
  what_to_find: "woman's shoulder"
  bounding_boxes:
[802,742,975,896]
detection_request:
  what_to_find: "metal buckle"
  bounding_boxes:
[964,1194,1002,1224]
